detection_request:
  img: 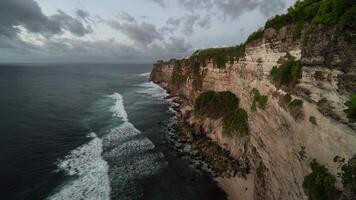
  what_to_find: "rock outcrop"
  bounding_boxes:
[150,24,356,200]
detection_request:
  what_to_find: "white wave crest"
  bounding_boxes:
[107,93,128,122]
[137,81,168,99]
[48,133,110,200]
[138,72,150,77]
[102,123,161,199]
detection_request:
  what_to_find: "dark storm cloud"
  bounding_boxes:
[0,0,92,38]
[50,10,93,37]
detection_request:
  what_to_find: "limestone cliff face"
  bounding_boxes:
[150,25,356,200]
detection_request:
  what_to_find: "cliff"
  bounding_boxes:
[150,1,356,199]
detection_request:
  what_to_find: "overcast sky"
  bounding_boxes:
[0,0,295,63]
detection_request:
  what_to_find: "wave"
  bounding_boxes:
[103,93,162,199]
[137,81,168,99]
[138,72,150,77]
[49,92,163,200]
[107,93,128,122]
[48,133,110,200]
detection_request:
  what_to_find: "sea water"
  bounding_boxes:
[0,64,225,200]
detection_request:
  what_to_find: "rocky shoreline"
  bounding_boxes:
[164,95,250,179]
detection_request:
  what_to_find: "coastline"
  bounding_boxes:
[163,87,251,200]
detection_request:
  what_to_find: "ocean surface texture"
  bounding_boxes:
[0,64,225,200]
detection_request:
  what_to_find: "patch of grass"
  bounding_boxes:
[344,94,356,121]
[270,55,302,87]
[251,88,268,111]
[194,91,239,119]
[303,160,337,200]
[222,108,248,137]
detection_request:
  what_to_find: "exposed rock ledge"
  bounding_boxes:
[150,25,356,200]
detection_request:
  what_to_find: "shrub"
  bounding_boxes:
[191,44,246,69]
[246,28,264,43]
[194,91,239,118]
[222,108,248,137]
[270,55,302,86]
[251,88,268,111]
[303,160,337,200]
[338,5,356,28]
[171,60,185,86]
[256,164,264,179]
[171,74,185,85]
[214,52,227,68]
[264,0,355,31]
[293,21,304,40]
[289,99,303,107]
[265,14,292,29]
[344,94,356,121]
[338,157,356,192]
[283,93,293,103]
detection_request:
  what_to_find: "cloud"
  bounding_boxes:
[164,14,212,36]
[0,0,92,38]
[197,15,211,29]
[179,0,213,11]
[76,9,91,21]
[164,37,192,53]
[107,20,163,46]
[50,10,93,37]
[147,0,165,7]
[118,11,136,22]
[167,17,182,26]
[182,15,200,35]
[178,0,286,19]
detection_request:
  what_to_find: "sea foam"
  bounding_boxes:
[137,81,168,99]
[138,72,150,77]
[107,93,128,122]
[48,133,110,200]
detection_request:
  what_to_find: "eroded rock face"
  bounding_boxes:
[150,25,356,200]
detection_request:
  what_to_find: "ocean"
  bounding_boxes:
[0,64,225,200]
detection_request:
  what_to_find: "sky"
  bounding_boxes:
[0,0,296,63]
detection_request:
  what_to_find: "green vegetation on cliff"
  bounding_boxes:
[191,44,245,69]
[170,59,186,86]
[344,94,356,121]
[157,0,355,68]
[270,55,302,87]
[265,0,355,30]
[338,157,356,193]
[246,28,264,44]
[303,160,338,200]
[222,108,249,137]
[251,88,268,111]
[194,91,249,137]
[194,91,239,118]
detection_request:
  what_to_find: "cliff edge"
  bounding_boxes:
[150,1,356,199]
